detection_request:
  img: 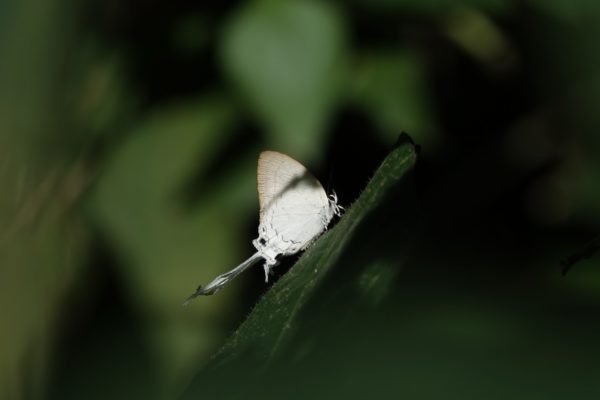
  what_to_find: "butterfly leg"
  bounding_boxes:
[263,263,270,283]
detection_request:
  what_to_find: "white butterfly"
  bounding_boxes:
[184,151,342,304]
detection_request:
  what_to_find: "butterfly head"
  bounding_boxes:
[328,191,344,217]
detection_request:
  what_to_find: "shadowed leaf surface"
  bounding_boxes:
[181,136,600,400]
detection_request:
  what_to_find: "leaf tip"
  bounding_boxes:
[395,131,421,154]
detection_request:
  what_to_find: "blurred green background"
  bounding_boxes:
[2,0,600,399]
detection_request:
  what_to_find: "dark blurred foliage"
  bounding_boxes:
[2,0,600,399]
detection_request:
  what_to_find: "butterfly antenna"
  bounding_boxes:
[325,151,338,195]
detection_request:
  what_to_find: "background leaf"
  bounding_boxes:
[351,51,439,148]
[221,0,347,161]
[85,97,257,396]
[0,1,89,398]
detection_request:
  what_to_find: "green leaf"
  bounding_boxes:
[352,50,439,148]
[87,98,241,308]
[221,0,347,161]
[347,0,510,16]
[86,97,257,396]
[529,0,600,20]
[0,0,90,397]
[181,136,418,399]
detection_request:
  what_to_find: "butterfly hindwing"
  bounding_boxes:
[257,151,332,252]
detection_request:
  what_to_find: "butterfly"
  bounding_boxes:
[183,151,342,304]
